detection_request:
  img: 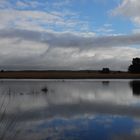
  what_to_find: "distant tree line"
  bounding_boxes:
[0,58,140,73]
[128,58,140,73]
[100,57,140,73]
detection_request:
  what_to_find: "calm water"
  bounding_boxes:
[0,79,140,140]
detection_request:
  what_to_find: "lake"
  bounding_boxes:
[0,79,140,140]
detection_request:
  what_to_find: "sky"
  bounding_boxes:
[0,0,140,70]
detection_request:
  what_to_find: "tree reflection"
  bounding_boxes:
[130,81,140,96]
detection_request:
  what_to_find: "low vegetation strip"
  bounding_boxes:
[0,71,140,79]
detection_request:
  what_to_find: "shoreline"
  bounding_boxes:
[0,71,140,79]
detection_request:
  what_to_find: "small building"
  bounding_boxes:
[101,68,110,73]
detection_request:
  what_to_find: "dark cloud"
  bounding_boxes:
[1,29,140,48]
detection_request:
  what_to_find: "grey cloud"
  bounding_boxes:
[0,29,140,70]
[1,29,140,48]
[0,29,42,42]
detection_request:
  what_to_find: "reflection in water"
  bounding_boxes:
[102,81,110,86]
[41,86,48,94]
[130,81,140,96]
[0,80,140,140]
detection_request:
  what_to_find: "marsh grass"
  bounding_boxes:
[0,90,20,140]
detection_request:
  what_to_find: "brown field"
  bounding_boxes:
[0,71,140,79]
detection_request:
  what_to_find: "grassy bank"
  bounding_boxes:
[0,71,140,79]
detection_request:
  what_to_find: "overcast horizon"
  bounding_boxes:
[0,0,140,71]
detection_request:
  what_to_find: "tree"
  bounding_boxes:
[128,58,140,73]
[132,58,140,65]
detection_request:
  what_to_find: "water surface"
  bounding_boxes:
[0,79,140,140]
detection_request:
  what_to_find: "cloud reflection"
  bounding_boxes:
[0,80,140,140]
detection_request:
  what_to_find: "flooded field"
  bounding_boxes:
[0,79,140,140]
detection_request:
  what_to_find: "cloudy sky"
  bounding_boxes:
[0,0,140,70]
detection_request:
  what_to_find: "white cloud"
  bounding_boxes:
[51,0,72,8]
[16,1,29,8]
[0,8,88,32]
[0,0,11,8]
[112,0,140,17]
[112,0,140,26]
[96,27,114,34]
[0,0,93,32]
[0,9,65,30]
